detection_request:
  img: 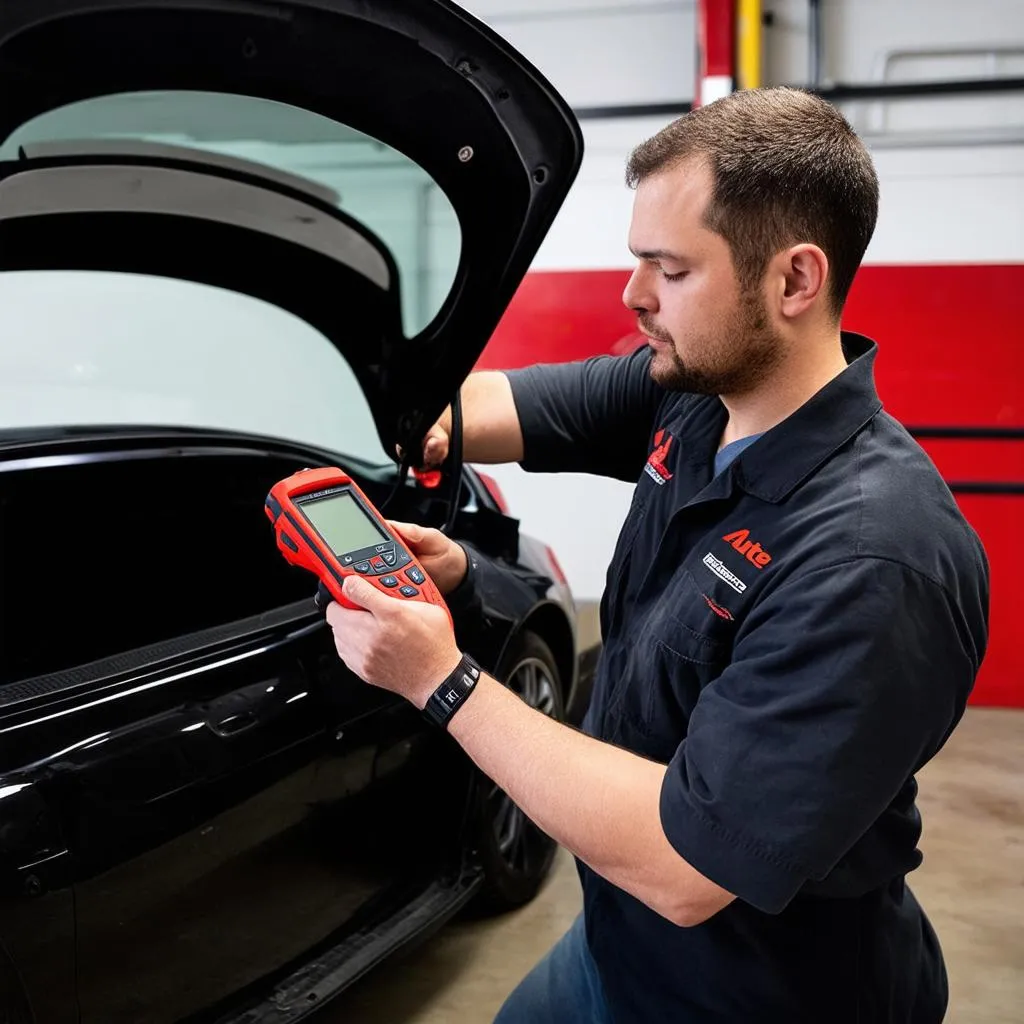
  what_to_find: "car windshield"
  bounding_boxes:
[0,90,463,461]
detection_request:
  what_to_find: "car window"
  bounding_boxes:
[0,270,391,464]
[0,90,462,338]
[0,449,319,685]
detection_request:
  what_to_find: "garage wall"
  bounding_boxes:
[457,1,1024,706]
[459,0,698,108]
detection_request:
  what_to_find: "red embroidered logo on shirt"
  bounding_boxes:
[644,428,675,485]
[703,594,735,621]
[722,528,773,569]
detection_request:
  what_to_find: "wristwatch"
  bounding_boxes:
[423,651,482,729]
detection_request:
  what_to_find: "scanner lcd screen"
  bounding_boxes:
[300,491,388,555]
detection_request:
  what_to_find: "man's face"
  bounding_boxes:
[623,158,783,396]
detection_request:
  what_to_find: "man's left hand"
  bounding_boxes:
[325,575,462,710]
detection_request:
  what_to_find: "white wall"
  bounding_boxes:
[459,1,698,108]
[530,116,1024,275]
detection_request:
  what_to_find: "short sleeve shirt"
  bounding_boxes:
[506,334,989,1024]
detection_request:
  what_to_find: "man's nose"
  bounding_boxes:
[622,265,657,313]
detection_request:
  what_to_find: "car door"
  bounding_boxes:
[0,444,452,1024]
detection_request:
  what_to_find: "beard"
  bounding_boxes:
[640,292,783,396]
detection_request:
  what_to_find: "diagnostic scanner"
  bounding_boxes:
[265,467,451,624]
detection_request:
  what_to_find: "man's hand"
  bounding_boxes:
[396,408,452,468]
[325,576,462,709]
[395,373,525,466]
[388,520,468,595]
[421,409,452,468]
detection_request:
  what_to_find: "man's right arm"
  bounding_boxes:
[424,346,662,482]
[422,370,526,466]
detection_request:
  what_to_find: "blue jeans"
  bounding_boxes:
[493,914,613,1024]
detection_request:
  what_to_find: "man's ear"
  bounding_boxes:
[775,244,830,320]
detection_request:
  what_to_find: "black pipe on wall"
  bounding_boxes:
[809,0,823,87]
[573,74,1024,120]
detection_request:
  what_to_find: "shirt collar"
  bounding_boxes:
[727,332,883,504]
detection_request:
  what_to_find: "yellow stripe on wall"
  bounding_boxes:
[736,0,763,90]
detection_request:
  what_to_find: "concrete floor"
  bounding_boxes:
[317,707,1024,1024]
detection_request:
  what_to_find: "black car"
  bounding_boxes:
[0,2,591,1021]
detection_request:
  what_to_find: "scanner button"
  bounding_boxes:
[383,551,397,566]
[405,567,426,585]
[399,585,419,598]
[353,562,372,574]
[370,556,387,572]
[380,576,399,589]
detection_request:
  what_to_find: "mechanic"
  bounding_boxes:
[323,87,989,1023]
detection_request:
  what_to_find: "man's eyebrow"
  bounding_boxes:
[629,247,686,262]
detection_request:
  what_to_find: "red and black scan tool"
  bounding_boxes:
[265,467,451,625]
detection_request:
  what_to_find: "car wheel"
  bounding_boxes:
[469,630,565,915]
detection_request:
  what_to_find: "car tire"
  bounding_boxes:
[468,630,565,915]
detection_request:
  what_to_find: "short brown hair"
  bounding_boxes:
[625,87,879,317]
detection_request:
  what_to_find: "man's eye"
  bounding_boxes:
[661,270,687,281]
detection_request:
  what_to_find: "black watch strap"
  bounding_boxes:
[423,652,482,729]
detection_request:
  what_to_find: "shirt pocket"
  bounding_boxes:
[633,570,737,758]
[650,568,737,659]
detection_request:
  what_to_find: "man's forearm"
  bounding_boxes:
[446,675,735,927]
[458,371,526,464]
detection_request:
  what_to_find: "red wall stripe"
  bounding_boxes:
[478,264,1024,707]
[696,0,736,91]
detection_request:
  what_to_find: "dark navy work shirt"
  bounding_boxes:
[506,334,989,1024]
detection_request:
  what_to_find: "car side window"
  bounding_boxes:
[0,451,314,686]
